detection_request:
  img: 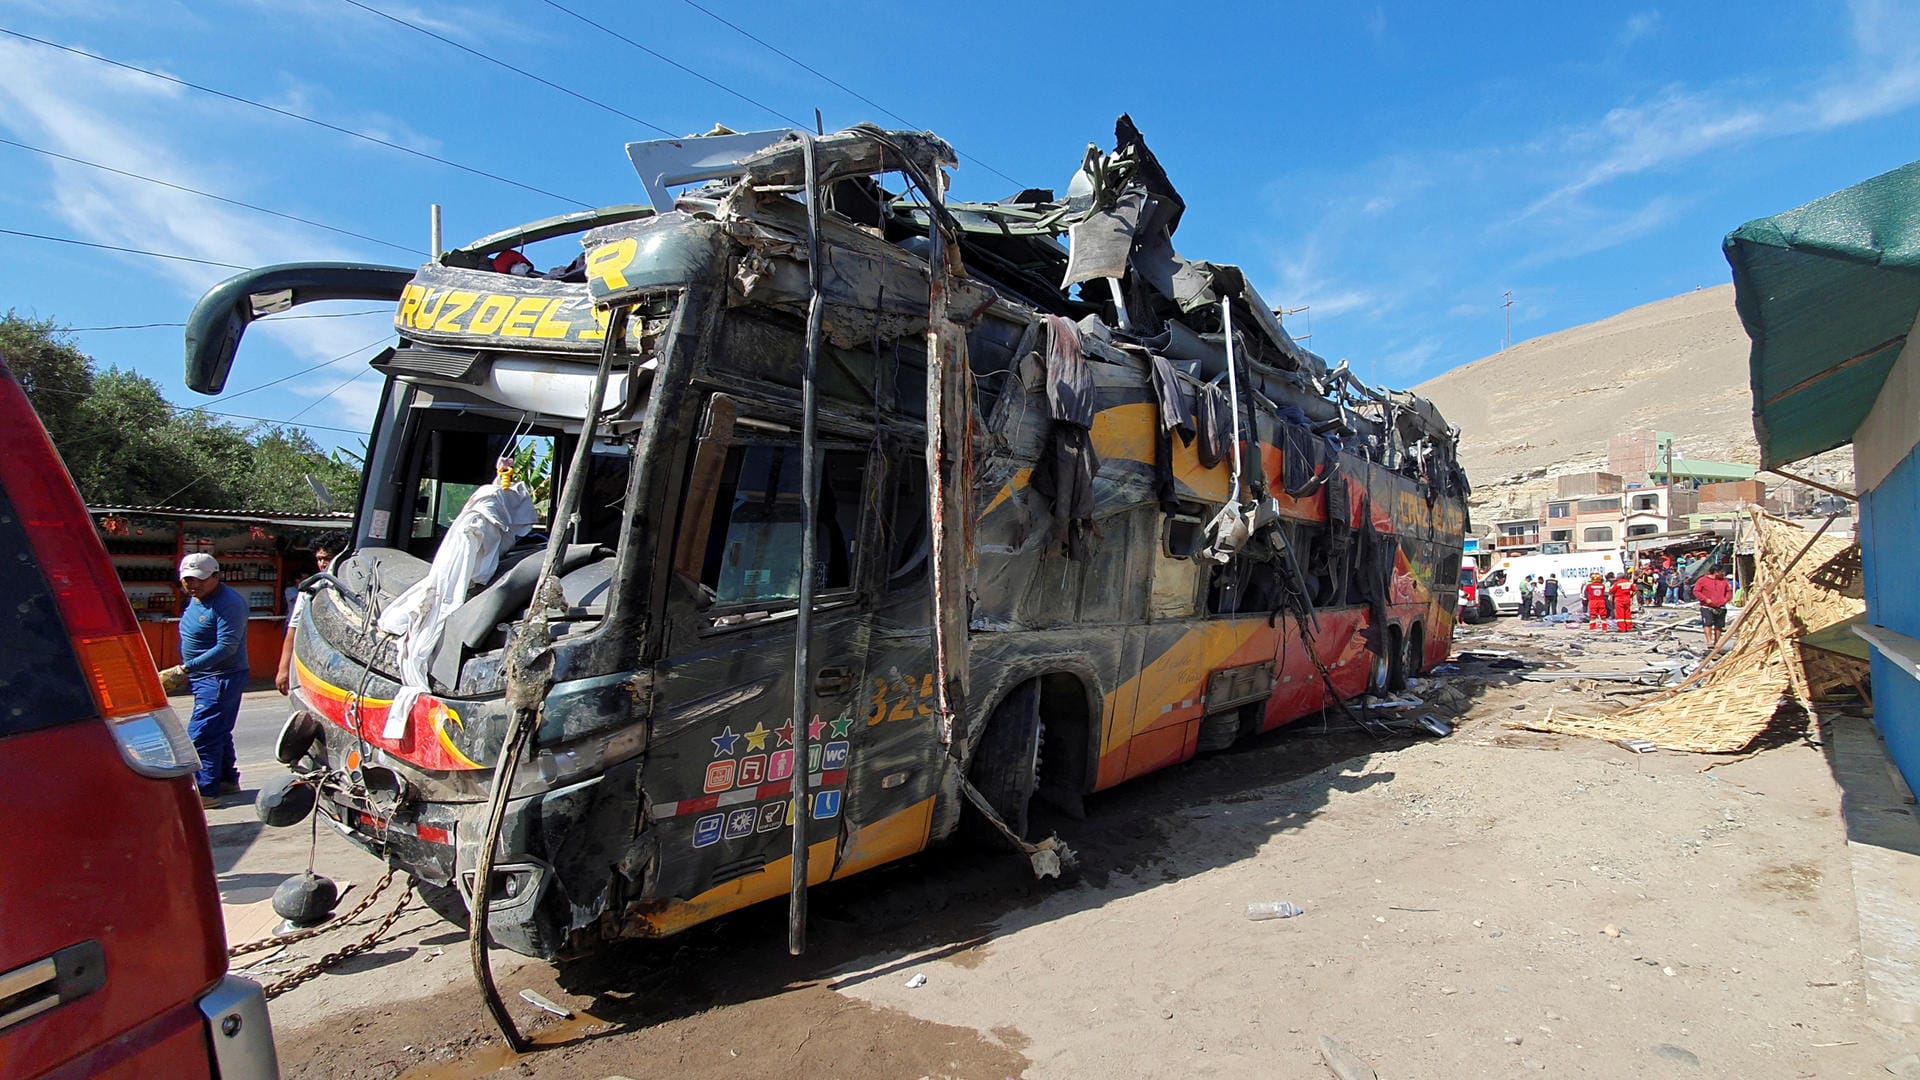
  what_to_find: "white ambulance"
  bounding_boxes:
[1482,550,1627,616]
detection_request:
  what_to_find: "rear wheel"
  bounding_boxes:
[1387,626,1410,692]
[965,680,1043,843]
[1369,630,1395,694]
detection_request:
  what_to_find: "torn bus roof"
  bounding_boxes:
[603,117,1435,448]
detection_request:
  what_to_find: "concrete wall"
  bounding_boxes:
[1557,471,1624,498]
[1862,437,1920,793]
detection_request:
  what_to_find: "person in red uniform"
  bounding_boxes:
[1585,573,1610,630]
[1611,570,1637,632]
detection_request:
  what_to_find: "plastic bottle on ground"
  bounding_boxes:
[1246,901,1304,920]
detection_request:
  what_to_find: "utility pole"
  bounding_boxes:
[1501,290,1514,351]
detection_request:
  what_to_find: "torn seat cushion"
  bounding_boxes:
[430,543,608,690]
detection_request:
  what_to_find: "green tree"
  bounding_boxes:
[1,310,95,449]
[4,313,364,511]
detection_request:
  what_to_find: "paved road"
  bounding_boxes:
[169,686,386,910]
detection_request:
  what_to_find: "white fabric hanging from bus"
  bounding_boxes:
[377,481,538,737]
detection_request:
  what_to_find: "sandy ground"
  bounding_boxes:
[249,613,1919,1079]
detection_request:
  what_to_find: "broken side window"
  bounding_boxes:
[698,443,866,606]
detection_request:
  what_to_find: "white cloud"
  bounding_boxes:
[0,36,404,408]
[285,364,384,433]
[1619,11,1663,45]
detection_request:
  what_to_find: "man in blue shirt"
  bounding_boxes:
[162,553,251,806]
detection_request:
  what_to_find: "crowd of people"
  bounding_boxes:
[1511,549,1734,637]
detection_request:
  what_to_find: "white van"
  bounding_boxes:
[1483,550,1626,615]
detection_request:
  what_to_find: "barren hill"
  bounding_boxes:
[1413,284,1758,520]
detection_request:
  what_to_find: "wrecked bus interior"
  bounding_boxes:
[186,118,1468,987]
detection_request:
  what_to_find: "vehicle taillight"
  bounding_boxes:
[0,361,192,776]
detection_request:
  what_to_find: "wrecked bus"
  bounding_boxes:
[186,120,1469,968]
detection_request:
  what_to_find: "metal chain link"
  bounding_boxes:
[229,867,398,958]
[260,879,415,1000]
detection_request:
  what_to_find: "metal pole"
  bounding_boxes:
[787,133,825,956]
[430,203,442,260]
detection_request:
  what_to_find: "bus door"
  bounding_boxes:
[645,400,876,895]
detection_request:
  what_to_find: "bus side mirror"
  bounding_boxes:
[670,394,738,587]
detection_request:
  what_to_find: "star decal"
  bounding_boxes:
[807,715,827,741]
[774,720,795,747]
[743,722,770,751]
[828,715,853,738]
[711,725,741,757]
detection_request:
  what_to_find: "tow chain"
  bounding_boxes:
[258,880,414,1000]
[226,867,418,1001]
[229,867,398,957]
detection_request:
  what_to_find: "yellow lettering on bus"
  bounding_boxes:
[532,299,573,339]
[586,237,638,293]
[431,291,479,333]
[412,288,446,330]
[469,295,513,335]
[499,296,547,337]
[395,284,422,328]
[579,305,610,342]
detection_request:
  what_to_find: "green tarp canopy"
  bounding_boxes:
[1723,160,1920,469]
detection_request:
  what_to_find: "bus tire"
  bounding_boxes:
[1369,631,1395,695]
[1387,625,1410,692]
[965,680,1043,844]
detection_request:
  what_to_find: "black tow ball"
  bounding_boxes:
[254,773,317,828]
[273,871,340,927]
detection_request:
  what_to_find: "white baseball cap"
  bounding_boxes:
[178,553,221,580]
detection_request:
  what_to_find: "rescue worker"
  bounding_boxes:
[1518,575,1536,619]
[1541,573,1561,619]
[1585,572,1609,630]
[1611,569,1638,632]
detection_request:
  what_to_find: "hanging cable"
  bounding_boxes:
[0,138,425,256]
[338,0,675,137]
[0,27,594,208]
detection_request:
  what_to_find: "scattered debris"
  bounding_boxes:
[1602,924,1622,937]
[1652,1043,1701,1067]
[518,989,572,1019]
[1615,739,1656,754]
[1247,901,1305,921]
[904,973,928,988]
[1318,1035,1378,1080]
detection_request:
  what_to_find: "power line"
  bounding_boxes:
[1,228,249,269]
[0,27,594,209]
[339,0,676,138]
[535,0,809,131]
[62,310,391,332]
[676,0,1026,190]
[284,363,375,423]
[0,137,425,256]
[28,381,371,436]
[192,336,391,411]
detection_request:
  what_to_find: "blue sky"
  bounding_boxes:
[2,0,1917,450]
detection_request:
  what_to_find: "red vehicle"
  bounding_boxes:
[1457,563,1494,624]
[0,357,277,1078]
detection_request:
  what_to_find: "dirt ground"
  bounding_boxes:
[257,610,1917,1079]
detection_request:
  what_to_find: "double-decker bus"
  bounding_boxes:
[188,120,1469,965]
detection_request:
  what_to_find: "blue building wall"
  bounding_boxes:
[1862,439,1920,789]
